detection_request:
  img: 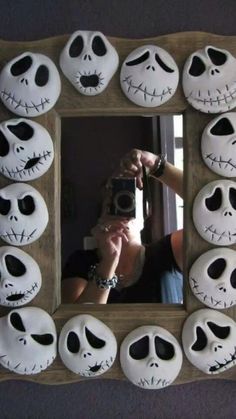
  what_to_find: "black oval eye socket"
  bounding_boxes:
[207,48,227,66]
[210,118,234,136]
[10,312,26,332]
[67,331,80,353]
[207,258,226,279]
[207,321,230,339]
[0,197,10,215]
[191,326,207,351]
[69,35,84,57]
[129,335,149,360]
[126,51,150,66]
[155,53,174,73]
[35,65,49,87]
[85,327,105,348]
[31,334,54,345]
[18,195,35,215]
[189,55,206,77]
[229,188,236,210]
[8,122,34,141]
[155,336,175,360]
[92,36,107,56]
[10,55,33,76]
[205,187,222,211]
[0,131,9,157]
[5,255,26,276]
[230,268,236,289]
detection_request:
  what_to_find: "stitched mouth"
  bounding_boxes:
[24,157,41,169]
[209,346,236,373]
[80,75,100,88]
[89,364,102,373]
[205,154,236,171]
[186,83,236,106]
[6,293,24,301]
[0,228,37,243]
[204,225,236,242]
[0,89,50,113]
[122,75,173,102]
[137,376,171,388]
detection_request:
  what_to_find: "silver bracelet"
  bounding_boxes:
[88,264,118,289]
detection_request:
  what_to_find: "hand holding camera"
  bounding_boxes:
[120,149,159,189]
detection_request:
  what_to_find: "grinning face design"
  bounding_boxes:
[201,112,236,177]
[120,45,179,107]
[58,314,117,376]
[0,307,57,375]
[189,248,236,309]
[60,30,119,96]
[0,183,49,246]
[183,45,236,113]
[182,309,236,375]
[120,325,182,389]
[0,52,61,117]
[0,246,41,307]
[193,180,236,246]
[0,118,54,181]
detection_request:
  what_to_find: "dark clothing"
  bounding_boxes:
[62,234,181,303]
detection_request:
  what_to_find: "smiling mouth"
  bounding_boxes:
[89,364,102,373]
[209,346,236,373]
[6,293,25,301]
[24,157,41,169]
[0,89,50,113]
[122,75,173,102]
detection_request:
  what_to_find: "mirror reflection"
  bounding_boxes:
[61,115,183,304]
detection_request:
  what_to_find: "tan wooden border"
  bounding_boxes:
[0,32,236,384]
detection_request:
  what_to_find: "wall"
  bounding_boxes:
[0,1,236,418]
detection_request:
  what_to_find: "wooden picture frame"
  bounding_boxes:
[0,31,236,384]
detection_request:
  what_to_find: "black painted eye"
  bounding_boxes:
[85,327,105,348]
[35,65,49,87]
[0,131,9,156]
[5,255,26,277]
[189,56,206,77]
[207,322,230,339]
[191,326,207,351]
[207,48,227,66]
[18,196,35,215]
[92,36,107,56]
[230,268,236,289]
[229,188,236,210]
[31,334,54,345]
[69,35,84,57]
[210,118,234,136]
[207,258,226,279]
[0,197,10,215]
[205,188,222,211]
[10,312,26,332]
[10,56,33,76]
[129,335,149,360]
[155,53,174,73]
[8,122,34,141]
[155,336,175,360]
[67,331,80,353]
[126,51,150,66]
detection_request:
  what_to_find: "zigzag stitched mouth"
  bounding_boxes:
[209,346,236,372]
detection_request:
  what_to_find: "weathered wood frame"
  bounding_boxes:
[0,32,235,384]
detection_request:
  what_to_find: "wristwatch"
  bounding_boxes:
[149,154,167,178]
[88,264,118,289]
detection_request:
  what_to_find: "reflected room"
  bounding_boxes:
[61,115,183,304]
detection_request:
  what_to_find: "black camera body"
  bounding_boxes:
[109,177,136,218]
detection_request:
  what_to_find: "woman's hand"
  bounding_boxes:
[120,148,158,189]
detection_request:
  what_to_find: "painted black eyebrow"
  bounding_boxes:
[155,53,174,73]
[126,51,150,66]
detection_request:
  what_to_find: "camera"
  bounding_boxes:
[109,177,136,218]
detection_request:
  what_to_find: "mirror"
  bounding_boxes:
[61,114,183,304]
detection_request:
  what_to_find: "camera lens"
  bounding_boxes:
[114,191,135,213]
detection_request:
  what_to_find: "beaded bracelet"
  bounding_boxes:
[88,264,118,289]
[149,154,167,178]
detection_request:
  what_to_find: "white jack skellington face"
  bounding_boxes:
[182,309,236,375]
[193,180,236,246]
[60,30,119,96]
[120,325,183,389]
[189,248,236,309]
[0,118,54,181]
[0,246,41,307]
[0,183,49,246]
[201,112,236,177]
[183,45,236,113]
[0,307,57,375]
[59,314,117,377]
[0,52,61,117]
[120,45,179,107]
